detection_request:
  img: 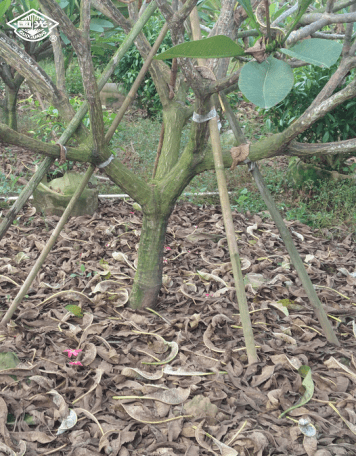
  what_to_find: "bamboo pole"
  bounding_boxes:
[189,11,258,364]
[219,92,340,346]
[1,164,96,326]
[0,2,158,241]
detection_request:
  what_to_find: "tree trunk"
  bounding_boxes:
[129,210,170,309]
[4,84,20,131]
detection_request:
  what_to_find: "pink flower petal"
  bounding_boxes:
[69,361,83,366]
[64,349,82,358]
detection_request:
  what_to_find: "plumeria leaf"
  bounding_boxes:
[279,366,314,418]
[280,39,342,68]
[239,56,294,109]
[154,36,244,60]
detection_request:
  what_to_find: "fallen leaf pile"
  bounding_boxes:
[0,199,356,456]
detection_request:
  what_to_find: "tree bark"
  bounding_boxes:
[4,84,20,131]
[130,210,170,309]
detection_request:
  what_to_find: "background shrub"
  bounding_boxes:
[260,62,356,173]
[260,61,356,143]
[112,15,175,117]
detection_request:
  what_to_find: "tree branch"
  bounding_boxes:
[342,3,356,55]
[326,0,337,13]
[315,0,356,13]
[299,11,356,26]
[0,123,88,161]
[208,0,238,79]
[286,138,356,157]
[208,69,241,94]
[40,0,105,163]
[271,4,298,26]
[306,56,356,112]
[250,77,356,161]
[91,0,132,33]
[0,32,78,128]
[92,0,173,106]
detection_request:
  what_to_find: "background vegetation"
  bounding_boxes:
[1,54,355,241]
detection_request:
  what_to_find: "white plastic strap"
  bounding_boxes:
[98,154,115,169]
[192,108,217,123]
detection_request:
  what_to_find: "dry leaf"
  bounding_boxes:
[230,144,250,170]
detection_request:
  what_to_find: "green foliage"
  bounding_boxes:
[280,39,342,68]
[260,62,356,143]
[90,14,175,116]
[29,102,65,142]
[282,0,314,45]
[197,0,220,31]
[0,170,22,196]
[154,35,244,60]
[232,187,267,213]
[0,0,11,18]
[260,62,356,172]
[237,0,261,31]
[112,15,175,117]
[239,56,294,108]
[65,304,84,317]
[65,64,85,94]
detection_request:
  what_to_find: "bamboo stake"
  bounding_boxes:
[219,92,340,346]
[189,10,258,364]
[251,165,339,345]
[1,164,95,326]
[0,2,158,241]
[208,116,258,363]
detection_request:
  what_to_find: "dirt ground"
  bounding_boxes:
[0,192,356,455]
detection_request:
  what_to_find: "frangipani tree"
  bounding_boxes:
[0,0,355,351]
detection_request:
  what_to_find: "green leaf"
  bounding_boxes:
[0,352,20,370]
[0,0,11,18]
[65,304,84,317]
[239,56,294,109]
[90,23,104,32]
[237,0,260,32]
[90,18,114,28]
[154,35,245,60]
[60,31,70,45]
[279,366,314,418]
[280,39,343,68]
